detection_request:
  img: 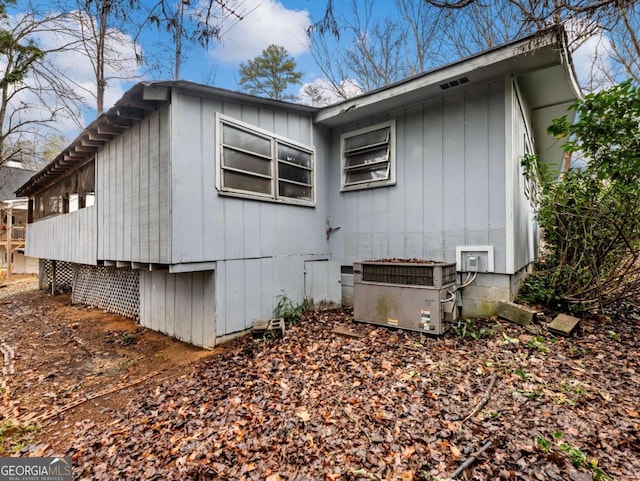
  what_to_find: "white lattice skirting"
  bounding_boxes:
[72,264,140,319]
[40,260,140,320]
[39,259,73,292]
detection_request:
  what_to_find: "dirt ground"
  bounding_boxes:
[0,275,216,454]
[1,275,639,480]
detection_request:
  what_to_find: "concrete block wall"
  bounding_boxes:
[460,267,529,317]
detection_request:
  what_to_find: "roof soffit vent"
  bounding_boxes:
[440,76,470,90]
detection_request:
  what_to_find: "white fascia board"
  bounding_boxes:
[557,31,583,102]
[505,78,515,275]
[143,85,170,101]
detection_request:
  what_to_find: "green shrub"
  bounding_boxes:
[522,81,640,312]
[274,293,312,324]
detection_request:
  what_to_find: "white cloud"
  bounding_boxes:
[209,0,311,64]
[297,78,363,106]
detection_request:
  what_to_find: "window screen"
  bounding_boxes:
[33,159,95,220]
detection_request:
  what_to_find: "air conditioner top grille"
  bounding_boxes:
[360,259,456,287]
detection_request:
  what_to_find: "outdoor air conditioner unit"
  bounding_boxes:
[353,260,458,335]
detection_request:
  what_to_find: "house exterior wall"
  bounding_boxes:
[21,77,542,337]
[25,92,333,347]
[96,107,171,264]
[139,269,216,348]
[138,253,335,348]
[25,206,97,265]
[1,206,36,274]
[156,91,335,338]
[25,108,171,266]
[168,90,330,266]
[304,260,342,306]
[213,254,334,336]
[507,78,538,273]
[459,267,529,316]
[327,81,507,272]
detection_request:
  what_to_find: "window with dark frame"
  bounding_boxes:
[218,116,314,205]
[341,121,395,190]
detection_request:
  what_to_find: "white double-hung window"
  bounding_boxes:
[340,120,395,191]
[217,114,314,205]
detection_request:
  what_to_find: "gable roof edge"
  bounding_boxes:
[314,27,578,126]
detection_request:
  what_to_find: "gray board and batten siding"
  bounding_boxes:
[168,88,330,265]
[102,89,336,347]
[140,269,216,348]
[327,80,510,273]
[166,89,336,340]
[25,206,97,266]
[27,88,331,269]
[97,107,171,265]
[23,85,336,348]
[140,256,339,349]
[25,107,172,267]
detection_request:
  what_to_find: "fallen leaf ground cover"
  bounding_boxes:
[1,280,638,480]
[70,309,639,480]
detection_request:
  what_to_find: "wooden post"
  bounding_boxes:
[51,260,57,295]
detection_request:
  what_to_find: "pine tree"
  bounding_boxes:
[238,44,303,101]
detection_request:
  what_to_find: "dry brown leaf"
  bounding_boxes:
[599,391,612,402]
[4,289,639,481]
[402,445,415,460]
[450,444,461,459]
[296,408,311,422]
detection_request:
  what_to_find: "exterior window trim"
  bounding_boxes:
[340,119,396,192]
[215,113,315,207]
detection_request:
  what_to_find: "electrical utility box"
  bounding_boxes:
[353,260,458,335]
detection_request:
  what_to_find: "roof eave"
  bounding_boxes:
[517,30,582,173]
[16,83,156,197]
[16,82,318,197]
[313,27,575,127]
[146,80,318,114]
